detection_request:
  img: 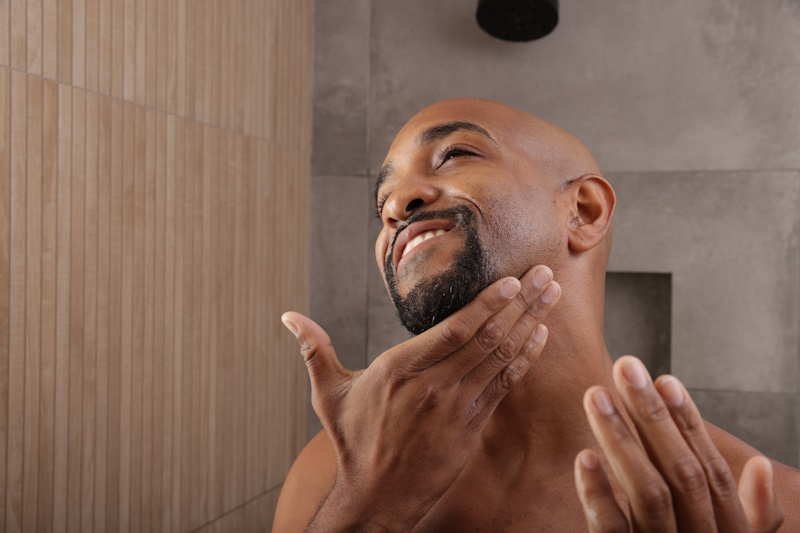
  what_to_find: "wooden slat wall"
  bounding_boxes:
[0,0,312,531]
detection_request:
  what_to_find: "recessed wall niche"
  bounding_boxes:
[604,272,672,377]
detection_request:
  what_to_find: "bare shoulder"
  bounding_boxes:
[273,430,338,531]
[706,421,800,530]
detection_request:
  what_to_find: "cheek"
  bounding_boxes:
[483,191,564,275]
[375,230,390,274]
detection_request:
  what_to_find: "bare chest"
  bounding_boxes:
[413,473,591,533]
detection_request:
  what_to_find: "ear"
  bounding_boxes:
[567,175,616,253]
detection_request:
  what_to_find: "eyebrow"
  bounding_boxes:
[374,121,496,203]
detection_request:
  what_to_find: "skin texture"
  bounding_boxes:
[275,98,799,531]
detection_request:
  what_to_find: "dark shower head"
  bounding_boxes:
[476,0,559,42]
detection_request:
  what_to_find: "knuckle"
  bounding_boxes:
[592,517,629,533]
[672,459,708,495]
[385,365,411,387]
[517,284,538,308]
[638,398,672,424]
[440,317,471,347]
[494,335,518,364]
[704,456,737,499]
[498,362,524,391]
[476,319,504,351]
[416,382,444,414]
[638,480,672,516]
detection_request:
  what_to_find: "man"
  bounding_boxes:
[275,98,798,531]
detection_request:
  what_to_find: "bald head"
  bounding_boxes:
[388,98,602,188]
[375,98,615,333]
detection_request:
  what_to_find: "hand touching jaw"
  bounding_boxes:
[384,205,497,335]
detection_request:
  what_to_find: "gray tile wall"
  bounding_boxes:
[309,0,800,465]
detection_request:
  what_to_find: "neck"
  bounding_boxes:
[478,274,616,480]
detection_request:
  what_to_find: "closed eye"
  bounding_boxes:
[376,191,389,219]
[436,145,478,168]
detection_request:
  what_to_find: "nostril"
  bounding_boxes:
[405,198,423,212]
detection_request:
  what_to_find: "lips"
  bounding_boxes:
[392,219,456,272]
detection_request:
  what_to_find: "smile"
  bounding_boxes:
[393,219,456,272]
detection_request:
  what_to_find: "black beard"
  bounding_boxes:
[385,206,494,335]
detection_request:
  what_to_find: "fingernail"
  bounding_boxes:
[500,278,521,299]
[533,267,552,289]
[658,376,684,406]
[281,318,299,338]
[580,451,599,470]
[592,389,615,415]
[541,283,558,304]
[622,358,648,389]
[533,324,548,344]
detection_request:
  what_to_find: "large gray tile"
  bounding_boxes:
[368,0,800,174]
[607,171,800,394]
[604,273,671,377]
[308,175,371,438]
[312,0,371,175]
[690,389,798,468]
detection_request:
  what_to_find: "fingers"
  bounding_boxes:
[739,456,785,533]
[388,275,524,370]
[467,324,548,428]
[649,373,749,532]
[583,384,678,532]
[574,450,629,533]
[282,311,349,396]
[610,357,718,532]
[457,266,559,389]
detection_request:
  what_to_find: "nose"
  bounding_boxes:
[381,179,440,227]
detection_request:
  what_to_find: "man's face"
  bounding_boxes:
[374,102,563,334]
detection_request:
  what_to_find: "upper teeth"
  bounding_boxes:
[402,229,447,259]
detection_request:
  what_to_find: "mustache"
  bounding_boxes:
[386,205,474,274]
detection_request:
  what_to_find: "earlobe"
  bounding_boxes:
[566,175,616,253]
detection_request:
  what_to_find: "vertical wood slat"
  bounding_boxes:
[0,0,9,66]
[118,100,134,533]
[134,0,145,105]
[11,0,26,70]
[80,89,98,533]
[128,103,145,533]
[72,0,85,87]
[52,82,72,533]
[85,0,99,92]
[93,93,111,533]
[139,107,155,533]
[97,0,111,94]
[156,0,167,112]
[7,69,27,533]
[66,87,85,533]
[151,111,167,533]
[37,78,58,533]
[43,0,57,80]
[1,0,313,530]
[0,66,12,533]
[105,97,124,533]
[169,115,184,533]
[144,0,156,108]
[27,0,42,75]
[160,112,175,533]
[111,0,124,98]
[58,0,73,84]
[22,73,42,533]
[122,0,134,101]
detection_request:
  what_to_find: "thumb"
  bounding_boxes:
[739,455,786,533]
[281,311,349,393]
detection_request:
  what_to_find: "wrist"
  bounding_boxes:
[308,478,430,533]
